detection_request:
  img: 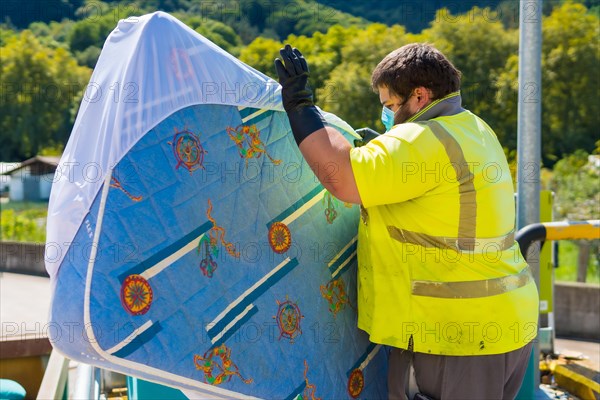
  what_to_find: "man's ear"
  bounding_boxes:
[414,87,432,107]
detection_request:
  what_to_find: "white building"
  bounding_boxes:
[0,162,21,197]
[1,156,59,202]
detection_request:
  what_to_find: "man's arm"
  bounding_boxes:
[298,126,361,204]
[274,44,361,204]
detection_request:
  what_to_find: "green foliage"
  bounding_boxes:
[422,7,518,146]
[185,0,366,44]
[319,0,513,33]
[0,207,47,242]
[0,26,17,46]
[39,143,65,156]
[550,149,600,220]
[241,3,599,145]
[1,0,83,28]
[177,14,242,55]
[0,30,91,161]
[0,0,597,166]
[496,3,600,166]
[504,147,518,187]
[309,0,593,32]
[67,1,142,67]
[541,2,600,161]
[555,240,600,283]
[239,37,282,80]
[74,45,102,68]
[3,0,584,33]
[28,20,75,49]
[494,54,520,150]
[135,0,192,12]
[320,62,381,130]
[68,18,105,52]
[320,24,409,130]
[241,24,408,129]
[339,24,407,70]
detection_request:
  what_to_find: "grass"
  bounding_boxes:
[0,200,49,212]
[0,200,48,242]
[555,240,600,284]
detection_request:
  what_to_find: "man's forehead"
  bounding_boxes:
[378,86,396,104]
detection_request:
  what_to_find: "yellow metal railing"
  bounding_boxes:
[516,220,600,259]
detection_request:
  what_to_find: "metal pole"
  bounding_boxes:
[517,1,542,230]
[516,0,542,398]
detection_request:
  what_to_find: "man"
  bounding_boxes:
[274,43,539,399]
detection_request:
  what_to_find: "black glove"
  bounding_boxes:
[354,127,381,147]
[274,44,325,146]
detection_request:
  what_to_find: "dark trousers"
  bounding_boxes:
[388,341,533,400]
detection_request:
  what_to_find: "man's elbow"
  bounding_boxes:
[327,180,362,205]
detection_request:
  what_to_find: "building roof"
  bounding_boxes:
[1,156,60,176]
[0,162,21,175]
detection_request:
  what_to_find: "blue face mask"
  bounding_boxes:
[381,106,396,132]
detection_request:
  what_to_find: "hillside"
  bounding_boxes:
[319,0,503,32]
[2,0,596,37]
[0,0,366,36]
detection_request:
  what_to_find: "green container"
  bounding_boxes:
[126,376,188,400]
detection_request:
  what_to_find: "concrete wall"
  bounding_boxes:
[39,173,53,200]
[23,176,40,201]
[0,242,47,277]
[555,281,600,341]
[9,178,23,201]
[7,174,54,202]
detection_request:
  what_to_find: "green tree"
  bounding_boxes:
[68,18,105,52]
[495,0,561,29]
[68,2,139,67]
[339,24,407,70]
[241,23,408,130]
[1,0,82,28]
[319,0,527,33]
[283,30,343,97]
[496,3,600,165]
[421,7,518,147]
[551,149,600,221]
[0,25,16,46]
[68,12,119,49]
[186,0,365,45]
[177,14,243,55]
[541,2,600,162]
[0,30,91,161]
[319,62,381,130]
[241,25,360,102]
[28,20,75,49]
[550,149,600,281]
[136,0,191,12]
[74,45,102,67]
[239,36,282,79]
[320,24,409,130]
[493,54,519,150]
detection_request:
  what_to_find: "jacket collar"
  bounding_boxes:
[406,91,464,123]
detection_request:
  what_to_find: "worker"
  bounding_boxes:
[274,43,539,399]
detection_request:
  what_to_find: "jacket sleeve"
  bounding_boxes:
[349,126,443,208]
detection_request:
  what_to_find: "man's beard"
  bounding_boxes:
[394,104,415,124]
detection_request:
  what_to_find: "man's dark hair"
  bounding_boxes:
[371,43,462,100]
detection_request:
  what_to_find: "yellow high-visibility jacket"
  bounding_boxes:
[349,94,539,355]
